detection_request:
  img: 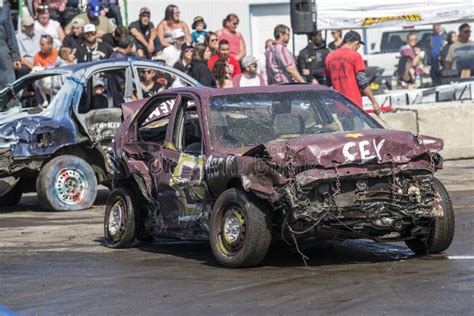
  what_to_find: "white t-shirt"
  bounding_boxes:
[445,40,474,71]
[161,45,181,67]
[239,75,261,87]
[34,20,62,48]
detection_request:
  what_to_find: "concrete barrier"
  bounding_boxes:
[377,101,474,160]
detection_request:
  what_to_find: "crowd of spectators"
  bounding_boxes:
[1,0,473,97]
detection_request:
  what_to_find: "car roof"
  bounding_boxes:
[3,57,199,90]
[168,84,334,99]
[17,57,172,80]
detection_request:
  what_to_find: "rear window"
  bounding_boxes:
[380,29,432,53]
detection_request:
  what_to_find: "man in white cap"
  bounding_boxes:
[63,17,85,51]
[232,56,265,87]
[16,16,41,75]
[160,28,185,66]
[76,24,113,63]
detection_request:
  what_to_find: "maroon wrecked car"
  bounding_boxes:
[104,85,454,267]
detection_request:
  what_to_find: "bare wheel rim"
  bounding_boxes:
[107,198,124,237]
[217,204,246,256]
[54,168,89,205]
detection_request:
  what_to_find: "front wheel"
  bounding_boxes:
[104,188,137,248]
[210,188,272,268]
[36,155,97,211]
[405,178,455,254]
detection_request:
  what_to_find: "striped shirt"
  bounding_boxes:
[266,41,296,84]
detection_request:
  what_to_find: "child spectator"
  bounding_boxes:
[191,16,207,45]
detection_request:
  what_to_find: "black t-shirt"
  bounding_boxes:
[128,20,155,40]
[76,42,114,63]
[190,60,216,87]
[101,33,118,49]
[143,82,164,97]
[63,34,84,51]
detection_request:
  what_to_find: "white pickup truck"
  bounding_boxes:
[364,24,459,77]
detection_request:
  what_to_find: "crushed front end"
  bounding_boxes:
[239,130,448,244]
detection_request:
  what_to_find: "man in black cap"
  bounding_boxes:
[129,7,162,58]
[324,30,380,114]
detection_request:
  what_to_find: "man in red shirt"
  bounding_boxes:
[208,39,241,77]
[324,31,380,114]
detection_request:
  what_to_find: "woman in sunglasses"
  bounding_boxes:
[206,31,219,55]
[140,69,165,97]
[216,14,246,61]
[328,29,343,51]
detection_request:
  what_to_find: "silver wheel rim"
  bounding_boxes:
[108,199,123,236]
[223,210,242,243]
[54,168,89,205]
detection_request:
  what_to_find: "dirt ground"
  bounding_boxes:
[0,159,473,314]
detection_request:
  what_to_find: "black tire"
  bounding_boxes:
[0,185,22,207]
[210,188,272,268]
[405,178,455,254]
[36,155,97,211]
[104,188,137,248]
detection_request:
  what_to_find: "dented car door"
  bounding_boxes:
[157,94,208,235]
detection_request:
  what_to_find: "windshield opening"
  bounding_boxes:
[208,90,380,149]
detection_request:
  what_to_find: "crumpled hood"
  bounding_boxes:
[243,129,443,168]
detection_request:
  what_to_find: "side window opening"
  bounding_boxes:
[78,67,130,114]
[172,97,201,155]
[138,97,177,144]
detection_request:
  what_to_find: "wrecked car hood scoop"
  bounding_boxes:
[244,129,442,168]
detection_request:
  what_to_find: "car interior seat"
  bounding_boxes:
[273,113,304,138]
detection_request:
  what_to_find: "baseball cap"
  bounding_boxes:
[84,24,96,33]
[171,28,185,40]
[139,7,150,16]
[343,30,365,45]
[87,0,101,17]
[181,42,193,51]
[71,18,85,28]
[93,79,105,88]
[242,56,258,68]
[192,16,207,30]
[22,16,35,27]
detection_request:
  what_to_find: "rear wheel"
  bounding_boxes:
[210,188,272,268]
[405,178,455,254]
[36,155,97,211]
[104,188,137,248]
